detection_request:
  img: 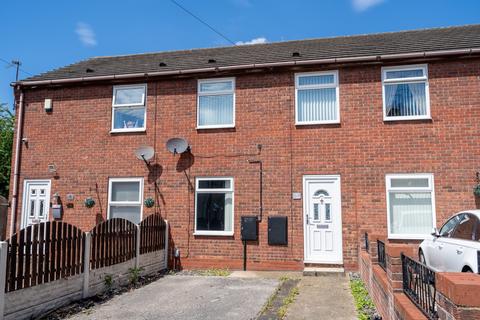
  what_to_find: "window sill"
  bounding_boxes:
[194,231,234,237]
[383,116,431,122]
[110,128,146,134]
[295,120,340,126]
[196,125,235,130]
[388,234,429,240]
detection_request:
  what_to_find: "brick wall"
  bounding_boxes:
[7,57,480,270]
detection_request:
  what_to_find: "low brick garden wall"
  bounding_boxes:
[359,232,480,320]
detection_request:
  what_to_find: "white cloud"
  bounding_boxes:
[235,37,267,45]
[75,22,97,47]
[352,0,384,12]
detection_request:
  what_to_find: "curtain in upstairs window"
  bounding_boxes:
[385,83,427,117]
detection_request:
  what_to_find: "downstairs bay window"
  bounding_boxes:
[108,178,143,223]
[386,174,436,239]
[194,177,234,236]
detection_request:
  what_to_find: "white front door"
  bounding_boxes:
[303,175,343,264]
[22,180,51,228]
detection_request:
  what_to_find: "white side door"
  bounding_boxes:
[303,175,343,264]
[22,180,51,228]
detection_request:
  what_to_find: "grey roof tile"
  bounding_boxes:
[23,24,480,82]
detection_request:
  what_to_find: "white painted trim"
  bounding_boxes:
[194,177,234,236]
[381,64,431,121]
[21,179,51,229]
[295,71,340,125]
[197,77,236,129]
[302,175,343,264]
[111,84,147,132]
[107,177,144,222]
[385,173,436,240]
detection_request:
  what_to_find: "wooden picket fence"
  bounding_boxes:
[90,218,137,270]
[5,221,84,293]
[140,214,167,254]
[4,215,167,293]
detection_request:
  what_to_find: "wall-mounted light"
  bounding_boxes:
[44,99,52,112]
[48,163,57,174]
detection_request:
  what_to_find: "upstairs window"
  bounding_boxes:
[386,174,436,239]
[382,65,430,121]
[108,178,143,223]
[197,78,235,129]
[195,177,234,236]
[112,84,146,132]
[295,71,340,125]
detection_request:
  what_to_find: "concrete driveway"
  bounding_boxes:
[68,275,279,320]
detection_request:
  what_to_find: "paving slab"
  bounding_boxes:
[67,275,279,320]
[285,275,357,320]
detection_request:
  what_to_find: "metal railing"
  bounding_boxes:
[364,232,369,253]
[401,254,438,320]
[377,240,386,271]
[477,250,480,274]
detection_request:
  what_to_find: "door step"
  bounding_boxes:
[303,267,345,277]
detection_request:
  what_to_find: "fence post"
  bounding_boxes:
[135,225,141,269]
[164,220,169,270]
[0,241,8,320]
[82,232,91,299]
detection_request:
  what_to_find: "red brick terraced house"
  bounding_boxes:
[6,24,480,271]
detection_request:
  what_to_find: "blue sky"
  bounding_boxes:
[1,0,479,109]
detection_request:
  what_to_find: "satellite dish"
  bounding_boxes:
[134,145,155,164]
[166,138,190,155]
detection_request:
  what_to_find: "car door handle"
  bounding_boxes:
[438,244,443,249]
[456,248,463,255]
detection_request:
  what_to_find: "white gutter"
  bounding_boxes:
[13,48,480,87]
[9,90,24,237]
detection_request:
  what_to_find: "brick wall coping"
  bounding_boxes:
[372,264,389,291]
[436,273,480,307]
[393,293,428,320]
[385,243,417,258]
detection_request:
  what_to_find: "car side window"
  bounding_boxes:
[451,214,476,240]
[439,215,460,237]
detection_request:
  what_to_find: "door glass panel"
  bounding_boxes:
[325,203,331,221]
[39,200,45,217]
[31,189,36,195]
[313,203,319,220]
[313,190,329,197]
[40,189,45,195]
[29,200,35,217]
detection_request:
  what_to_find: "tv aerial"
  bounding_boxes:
[134,145,155,166]
[166,137,190,155]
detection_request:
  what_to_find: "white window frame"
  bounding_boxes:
[382,64,430,121]
[194,177,234,236]
[197,78,235,129]
[385,173,436,240]
[111,84,147,133]
[107,177,144,221]
[295,71,340,125]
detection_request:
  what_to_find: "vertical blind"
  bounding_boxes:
[384,83,427,117]
[198,95,234,126]
[389,192,433,235]
[296,73,338,123]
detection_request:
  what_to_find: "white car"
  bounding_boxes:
[419,210,480,273]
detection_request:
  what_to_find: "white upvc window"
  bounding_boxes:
[107,177,144,223]
[194,177,234,236]
[386,174,436,239]
[295,71,340,125]
[382,64,430,121]
[111,84,147,132]
[197,78,235,129]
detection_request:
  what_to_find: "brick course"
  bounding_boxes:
[7,57,480,270]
